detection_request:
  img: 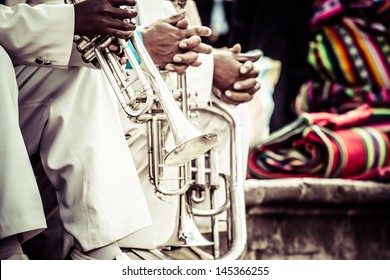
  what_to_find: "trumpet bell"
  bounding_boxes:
[164,132,218,166]
[164,194,214,247]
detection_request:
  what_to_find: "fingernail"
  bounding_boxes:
[234,83,241,90]
[173,56,182,63]
[240,68,248,74]
[165,65,174,71]
[179,42,187,48]
[225,90,232,97]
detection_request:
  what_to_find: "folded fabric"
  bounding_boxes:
[248,105,390,181]
[296,0,390,115]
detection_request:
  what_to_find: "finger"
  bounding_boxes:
[184,26,212,38]
[233,79,261,94]
[239,60,254,75]
[163,9,187,25]
[110,6,138,21]
[175,18,189,29]
[108,43,123,55]
[119,57,127,65]
[190,43,213,54]
[173,51,201,66]
[179,38,213,55]
[224,90,254,103]
[165,63,189,75]
[103,14,137,34]
[110,0,137,7]
[245,67,260,78]
[188,60,202,67]
[212,86,223,99]
[235,50,263,63]
[219,94,241,105]
[177,0,187,8]
[105,27,133,39]
[228,43,241,53]
[213,87,244,105]
[179,35,201,49]
[179,40,213,55]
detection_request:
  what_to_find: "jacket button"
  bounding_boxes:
[35,57,44,64]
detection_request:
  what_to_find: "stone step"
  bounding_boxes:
[244,178,390,259]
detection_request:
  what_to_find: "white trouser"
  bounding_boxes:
[0,46,152,251]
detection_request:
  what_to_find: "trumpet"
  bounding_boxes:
[65,0,218,168]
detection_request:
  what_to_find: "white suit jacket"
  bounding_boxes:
[0,0,91,67]
[0,0,75,67]
[0,0,153,251]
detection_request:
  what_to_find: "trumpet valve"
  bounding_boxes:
[82,48,97,64]
[188,111,199,119]
[188,89,198,99]
[209,148,220,187]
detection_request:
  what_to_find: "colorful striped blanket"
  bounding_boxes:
[296,0,390,114]
[248,0,390,181]
[248,105,390,181]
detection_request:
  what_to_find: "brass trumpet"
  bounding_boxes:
[66,0,218,168]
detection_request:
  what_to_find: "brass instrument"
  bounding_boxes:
[191,102,247,260]
[65,0,218,169]
[139,0,247,259]
[122,71,247,259]
[124,96,248,260]
[67,0,247,260]
[141,82,248,260]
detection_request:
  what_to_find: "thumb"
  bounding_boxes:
[175,18,189,29]
[212,86,223,99]
[163,9,186,25]
[228,43,242,54]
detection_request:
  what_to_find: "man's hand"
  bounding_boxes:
[141,10,213,74]
[74,0,138,39]
[212,44,262,105]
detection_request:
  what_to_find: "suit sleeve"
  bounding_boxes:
[0,3,75,68]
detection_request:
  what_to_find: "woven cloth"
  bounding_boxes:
[296,0,390,114]
[248,104,390,181]
[249,0,390,182]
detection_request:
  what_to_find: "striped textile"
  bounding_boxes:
[295,0,390,114]
[248,0,390,182]
[248,105,390,180]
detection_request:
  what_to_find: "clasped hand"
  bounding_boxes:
[141,10,213,75]
[73,0,138,39]
[212,44,262,105]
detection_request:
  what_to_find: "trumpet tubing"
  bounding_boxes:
[191,103,247,260]
[65,0,218,169]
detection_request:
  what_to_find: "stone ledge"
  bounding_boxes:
[245,178,390,206]
[244,178,390,259]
